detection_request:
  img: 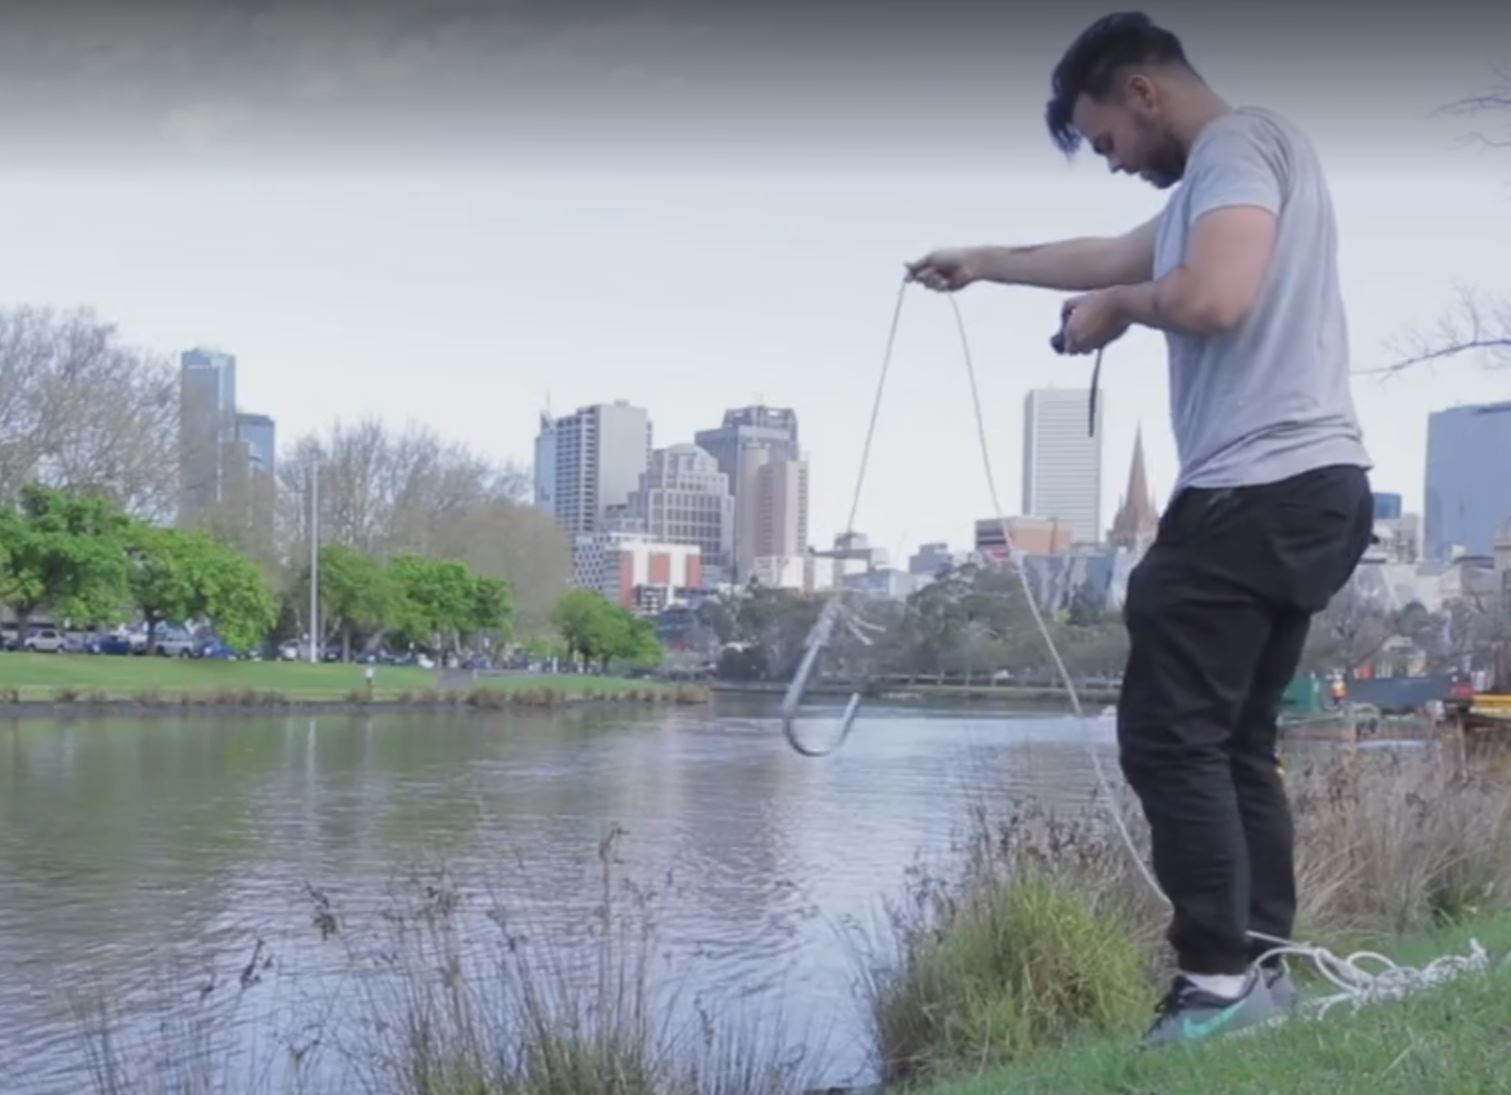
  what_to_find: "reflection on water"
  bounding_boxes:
[0,695,1122,1092]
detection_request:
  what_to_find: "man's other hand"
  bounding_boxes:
[1059,289,1133,354]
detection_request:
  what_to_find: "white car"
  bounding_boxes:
[148,630,196,658]
[24,628,65,654]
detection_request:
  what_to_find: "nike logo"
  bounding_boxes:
[1181,1002,1245,1039]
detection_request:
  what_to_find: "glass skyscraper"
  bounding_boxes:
[1424,401,1511,559]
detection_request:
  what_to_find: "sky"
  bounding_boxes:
[0,0,1508,563]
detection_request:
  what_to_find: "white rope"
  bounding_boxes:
[935,279,1503,1021]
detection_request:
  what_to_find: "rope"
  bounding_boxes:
[808,274,1503,1021]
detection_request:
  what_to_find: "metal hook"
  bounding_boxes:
[780,596,871,757]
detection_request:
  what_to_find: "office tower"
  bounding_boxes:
[623,444,735,581]
[537,401,652,537]
[1425,401,1511,559]
[694,406,808,580]
[1372,492,1403,521]
[233,412,277,554]
[533,412,557,512]
[1023,388,1102,545]
[1108,426,1158,551]
[178,348,237,523]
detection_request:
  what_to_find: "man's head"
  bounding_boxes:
[1045,12,1205,189]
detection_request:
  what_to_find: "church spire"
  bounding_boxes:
[1109,425,1158,550]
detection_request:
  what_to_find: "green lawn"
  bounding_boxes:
[918,915,1511,1095]
[0,653,669,702]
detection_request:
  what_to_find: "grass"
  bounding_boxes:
[0,653,707,706]
[860,742,1511,1090]
[915,914,1511,1095]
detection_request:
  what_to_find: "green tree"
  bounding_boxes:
[390,553,478,655]
[301,545,398,661]
[469,575,515,658]
[551,588,619,666]
[125,523,208,648]
[0,484,131,634]
[198,545,278,652]
[127,523,277,652]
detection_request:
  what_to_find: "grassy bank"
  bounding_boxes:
[860,744,1511,1090]
[916,913,1511,1095]
[0,653,707,708]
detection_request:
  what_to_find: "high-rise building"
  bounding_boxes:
[1425,401,1511,560]
[1108,426,1158,551]
[622,444,734,582]
[179,348,237,523]
[537,401,652,538]
[909,542,963,577]
[694,406,809,580]
[533,412,557,513]
[1023,388,1103,545]
[1372,492,1403,521]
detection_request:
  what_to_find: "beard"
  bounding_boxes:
[1136,122,1188,190]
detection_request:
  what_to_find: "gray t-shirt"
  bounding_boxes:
[1154,105,1372,494]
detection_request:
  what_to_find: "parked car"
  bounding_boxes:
[195,639,239,660]
[147,628,196,658]
[86,634,135,656]
[23,628,65,654]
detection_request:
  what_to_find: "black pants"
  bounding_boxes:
[1117,463,1374,975]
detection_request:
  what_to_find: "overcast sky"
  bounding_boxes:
[1,0,1508,559]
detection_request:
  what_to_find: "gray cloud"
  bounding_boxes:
[0,0,1505,170]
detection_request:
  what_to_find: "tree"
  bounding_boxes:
[552,589,621,667]
[275,420,561,636]
[389,553,479,655]
[300,545,398,661]
[0,307,178,521]
[197,545,278,652]
[469,575,515,655]
[550,589,662,671]
[0,485,132,633]
[126,522,277,651]
[1377,75,1511,373]
[126,524,210,649]
[1301,583,1395,678]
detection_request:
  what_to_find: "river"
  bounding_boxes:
[0,695,1124,1093]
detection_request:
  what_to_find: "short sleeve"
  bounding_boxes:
[1185,118,1285,223]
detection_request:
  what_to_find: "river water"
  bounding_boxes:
[0,695,1123,1093]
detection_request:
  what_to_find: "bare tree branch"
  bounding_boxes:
[1366,285,1511,377]
[1368,74,1511,374]
[0,306,178,519]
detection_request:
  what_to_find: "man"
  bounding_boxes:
[907,11,1373,1046]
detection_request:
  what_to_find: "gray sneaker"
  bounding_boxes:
[1262,961,1298,1012]
[1139,969,1280,1049]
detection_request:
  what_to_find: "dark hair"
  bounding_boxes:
[1045,12,1195,154]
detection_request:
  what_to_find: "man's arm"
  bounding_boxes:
[1105,121,1285,337]
[909,215,1159,293]
[1107,205,1277,335]
[970,216,1160,291]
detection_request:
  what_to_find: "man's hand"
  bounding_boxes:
[905,248,980,292]
[1058,289,1132,354]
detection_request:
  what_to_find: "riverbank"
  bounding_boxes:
[0,653,708,711]
[712,678,1121,708]
[861,744,1511,1092]
[913,913,1511,1095]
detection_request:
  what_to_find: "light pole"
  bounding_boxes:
[309,458,320,665]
